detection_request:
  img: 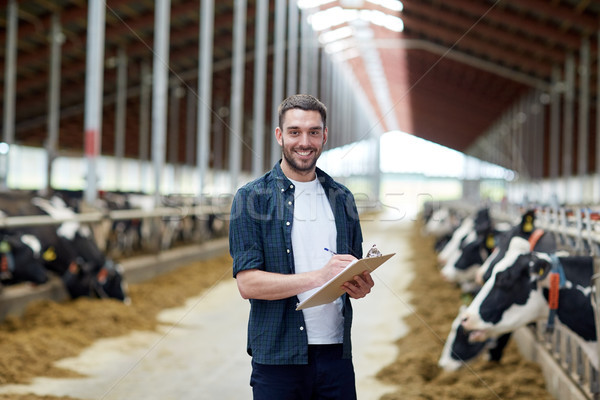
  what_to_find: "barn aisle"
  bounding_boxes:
[0,215,413,400]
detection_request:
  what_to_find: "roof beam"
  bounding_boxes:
[401,13,553,79]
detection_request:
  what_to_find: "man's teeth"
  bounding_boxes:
[297,151,311,156]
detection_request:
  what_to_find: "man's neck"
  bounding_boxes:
[280,160,316,182]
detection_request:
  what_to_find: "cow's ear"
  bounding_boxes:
[528,257,550,280]
[520,210,535,234]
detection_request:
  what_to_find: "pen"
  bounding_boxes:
[324,247,337,255]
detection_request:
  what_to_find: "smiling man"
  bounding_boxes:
[229,94,374,399]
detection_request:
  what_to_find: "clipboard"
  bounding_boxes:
[296,253,395,310]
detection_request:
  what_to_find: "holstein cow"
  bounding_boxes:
[460,238,595,348]
[30,196,129,301]
[423,207,463,252]
[438,213,557,370]
[0,231,48,286]
[439,305,512,371]
[437,208,492,266]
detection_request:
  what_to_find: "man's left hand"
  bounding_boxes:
[342,271,374,299]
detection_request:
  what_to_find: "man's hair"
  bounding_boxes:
[278,94,327,129]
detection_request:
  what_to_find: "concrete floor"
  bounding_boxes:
[0,216,414,400]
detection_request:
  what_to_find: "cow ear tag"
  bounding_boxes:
[0,241,10,253]
[523,216,533,233]
[43,246,57,262]
[485,235,495,249]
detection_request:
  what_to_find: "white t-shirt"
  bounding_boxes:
[290,177,343,344]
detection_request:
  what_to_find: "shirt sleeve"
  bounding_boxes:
[229,186,265,278]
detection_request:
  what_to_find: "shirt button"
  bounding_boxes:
[281,188,285,192]
[286,221,290,226]
[299,326,304,331]
[290,184,294,189]
[288,201,292,205]
[286,249,290,253]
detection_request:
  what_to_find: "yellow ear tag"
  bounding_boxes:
[486,235,495,249]
[539,269,544,276]
[523,216,533,233]
[43,247,57,262]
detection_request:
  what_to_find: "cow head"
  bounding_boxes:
[437,217,474,265]
[475,209,539,285]
[441,231,496,291]
[439,305,488,371]
[460,237,549,341]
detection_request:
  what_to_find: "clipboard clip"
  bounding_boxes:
[366,244,381,258]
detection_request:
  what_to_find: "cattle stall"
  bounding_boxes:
[0,191,231,320]
[427,200,600,400]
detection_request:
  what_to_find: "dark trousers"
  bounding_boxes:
[250,344,357,400]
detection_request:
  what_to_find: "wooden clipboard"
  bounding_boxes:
[296,253,395,310]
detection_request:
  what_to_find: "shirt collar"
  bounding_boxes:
[272,160,336,193]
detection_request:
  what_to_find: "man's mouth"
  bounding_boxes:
[295,149,313,157]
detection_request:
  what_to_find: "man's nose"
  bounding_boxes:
[298,133,311,146]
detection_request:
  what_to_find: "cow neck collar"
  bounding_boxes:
[528,229,545,251]
[545,254,567,334]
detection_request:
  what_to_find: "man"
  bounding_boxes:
[229,94,374,399]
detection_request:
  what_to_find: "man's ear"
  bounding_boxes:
[323,127,328,145]
[275,127,283,146]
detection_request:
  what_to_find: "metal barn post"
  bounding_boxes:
[151,0,171,205]
[270,0,287,166]
[252,0,268,178]
[83,0,106,204]
[197,0,214,195]
[228,0,247,191]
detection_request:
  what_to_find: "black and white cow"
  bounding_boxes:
[0,231,48,286]
[460,239,595,344]
[438,305,512,371]
[438,210,557,370]
[28,196,129,301]
[437,208,492,266]
[423,207,463,253]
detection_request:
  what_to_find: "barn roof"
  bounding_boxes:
[0,0,598,176]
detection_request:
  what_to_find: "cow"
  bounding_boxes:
[438,211,557,370]
[437,207,492,266]
[460,241,595,346]
[0,231,48,286]
[440,230,497,294]
[423,206,463,252]
[438,305,512,371]
[27,196,129,301]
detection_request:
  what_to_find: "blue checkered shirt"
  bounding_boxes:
[229,161,363,364]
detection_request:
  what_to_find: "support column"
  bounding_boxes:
[46,12,63,193]
[299,7,310,94]
[1,0,18,191]
[197,0,214,195]
[114,47,128,191]
[578,38,590,176]
[270,0,286,166]
[3,0,17,146]
[286,0,299,96]
[252,0,268,177]
[185,87,196,166]
[169,84,184,193]
[229,0,247,191]
[562,53,575,177]
[139,60,151,192]
[549,65,561,179]
[83,0,106,204]
[151,0,171,204]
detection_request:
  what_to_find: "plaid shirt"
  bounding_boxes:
[229,161,363,365]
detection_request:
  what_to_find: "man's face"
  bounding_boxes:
[276,109,327,180]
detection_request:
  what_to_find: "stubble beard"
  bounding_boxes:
[281,138,322,175]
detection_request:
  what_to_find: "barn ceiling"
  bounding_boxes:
[0,0,598,172]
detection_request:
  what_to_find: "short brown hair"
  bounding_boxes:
[278,94,327,129]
